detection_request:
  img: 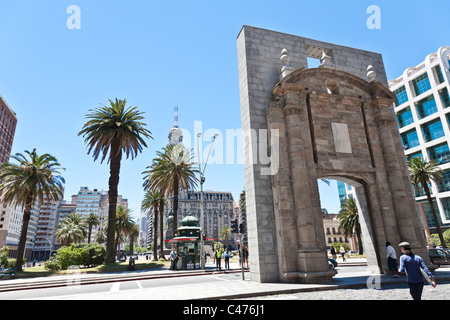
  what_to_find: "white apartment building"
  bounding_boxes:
[388,46,450,232]
[0,201,40,259]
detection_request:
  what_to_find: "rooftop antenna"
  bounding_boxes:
[174,106,179,127]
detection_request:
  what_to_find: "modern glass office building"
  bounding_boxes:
[388,46,450,232]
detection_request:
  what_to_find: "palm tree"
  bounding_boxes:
[128,222,139,256]
[86,212,100,244]
[220,226,232,249]
[0,149,64,270]
[337,197,363,254]
[55,212,88,246]
[141,189,166,260]
[112,205,135,253]
[96,230,106,244]
[408,157,447,248]
[78,98,152,263]
[143,144,198,231]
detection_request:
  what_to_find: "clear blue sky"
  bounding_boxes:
[1,0,449,218]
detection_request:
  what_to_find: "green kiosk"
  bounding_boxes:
[165,214,215,270]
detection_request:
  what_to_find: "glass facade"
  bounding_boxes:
[440,198,450,221]
[412,73,432,96]
[422,118,445,142]
[440,87,450,108]
[406,151,423,162]
[417,199,441,229]
[427,142,450,164]
[401,129,420,149]
[337,181,346,204]
[394,86,408,106]
[416,95,438,119]
[437,169,450,193]
[435,65,445,84]
[396,107,414,128]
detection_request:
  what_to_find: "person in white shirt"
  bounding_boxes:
[386,242,399,278]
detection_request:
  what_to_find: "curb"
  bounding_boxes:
[0,268,247,293]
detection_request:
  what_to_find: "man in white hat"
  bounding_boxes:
[398,242,436,300]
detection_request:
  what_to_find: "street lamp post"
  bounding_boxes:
[197,133,218,270]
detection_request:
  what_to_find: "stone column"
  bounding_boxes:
[282,91,336,283]
[372,96,430,263]
[266,98,299,279]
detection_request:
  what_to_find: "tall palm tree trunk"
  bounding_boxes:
[159,193,165,259]
[88,226,92,244]
[153,208,158,260]
[105,140,122,263]
[16,196,33,271]
[173,178,179,231]
[423,183,447,248]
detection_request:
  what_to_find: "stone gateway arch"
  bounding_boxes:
[237,26,432,283]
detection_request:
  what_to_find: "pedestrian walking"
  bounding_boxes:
[386,242,399,278]
[224,248,231,270]
[339,245,346,262]
[169,247,178,271]
[330,246,337,260]
[398,242,436,300]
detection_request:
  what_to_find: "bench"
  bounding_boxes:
[0,268,17,278]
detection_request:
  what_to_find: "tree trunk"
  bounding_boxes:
[173,178,179,231]
[16,195,33,271]
[153,207,158,260]
[424,183,447,248]
[130,235,135,257]
[418,202,432,248]
[88,225,92,244]
[105,139,122,263]
[159,193,165,260]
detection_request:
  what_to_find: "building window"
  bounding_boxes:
[440,198,450,221]
[435,65,445,84]
[422,119,445,142]
[416,95,438,119]
[437,169,450,193]
[406,151,423,162]
[427,142,450,164]
[412,73,432,96]
[440,88,450,108]
[417,200,441,228]
[396,107,414,128]
[394,86,409,106]
[401,129,420,149]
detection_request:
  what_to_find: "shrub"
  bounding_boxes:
[0,246,10,268]
[76,243,105,268]
[44,243,106,271]
[44,260,61,271]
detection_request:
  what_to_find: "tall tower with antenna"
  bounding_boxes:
[168,106,183,145]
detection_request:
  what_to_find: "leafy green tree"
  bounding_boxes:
[78,98,152,263]
[0,149,64,270]
[408,157,447,248]
[337,197,363,254]
[429,229,450,248]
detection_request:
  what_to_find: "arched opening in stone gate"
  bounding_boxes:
[318,176,383,275]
